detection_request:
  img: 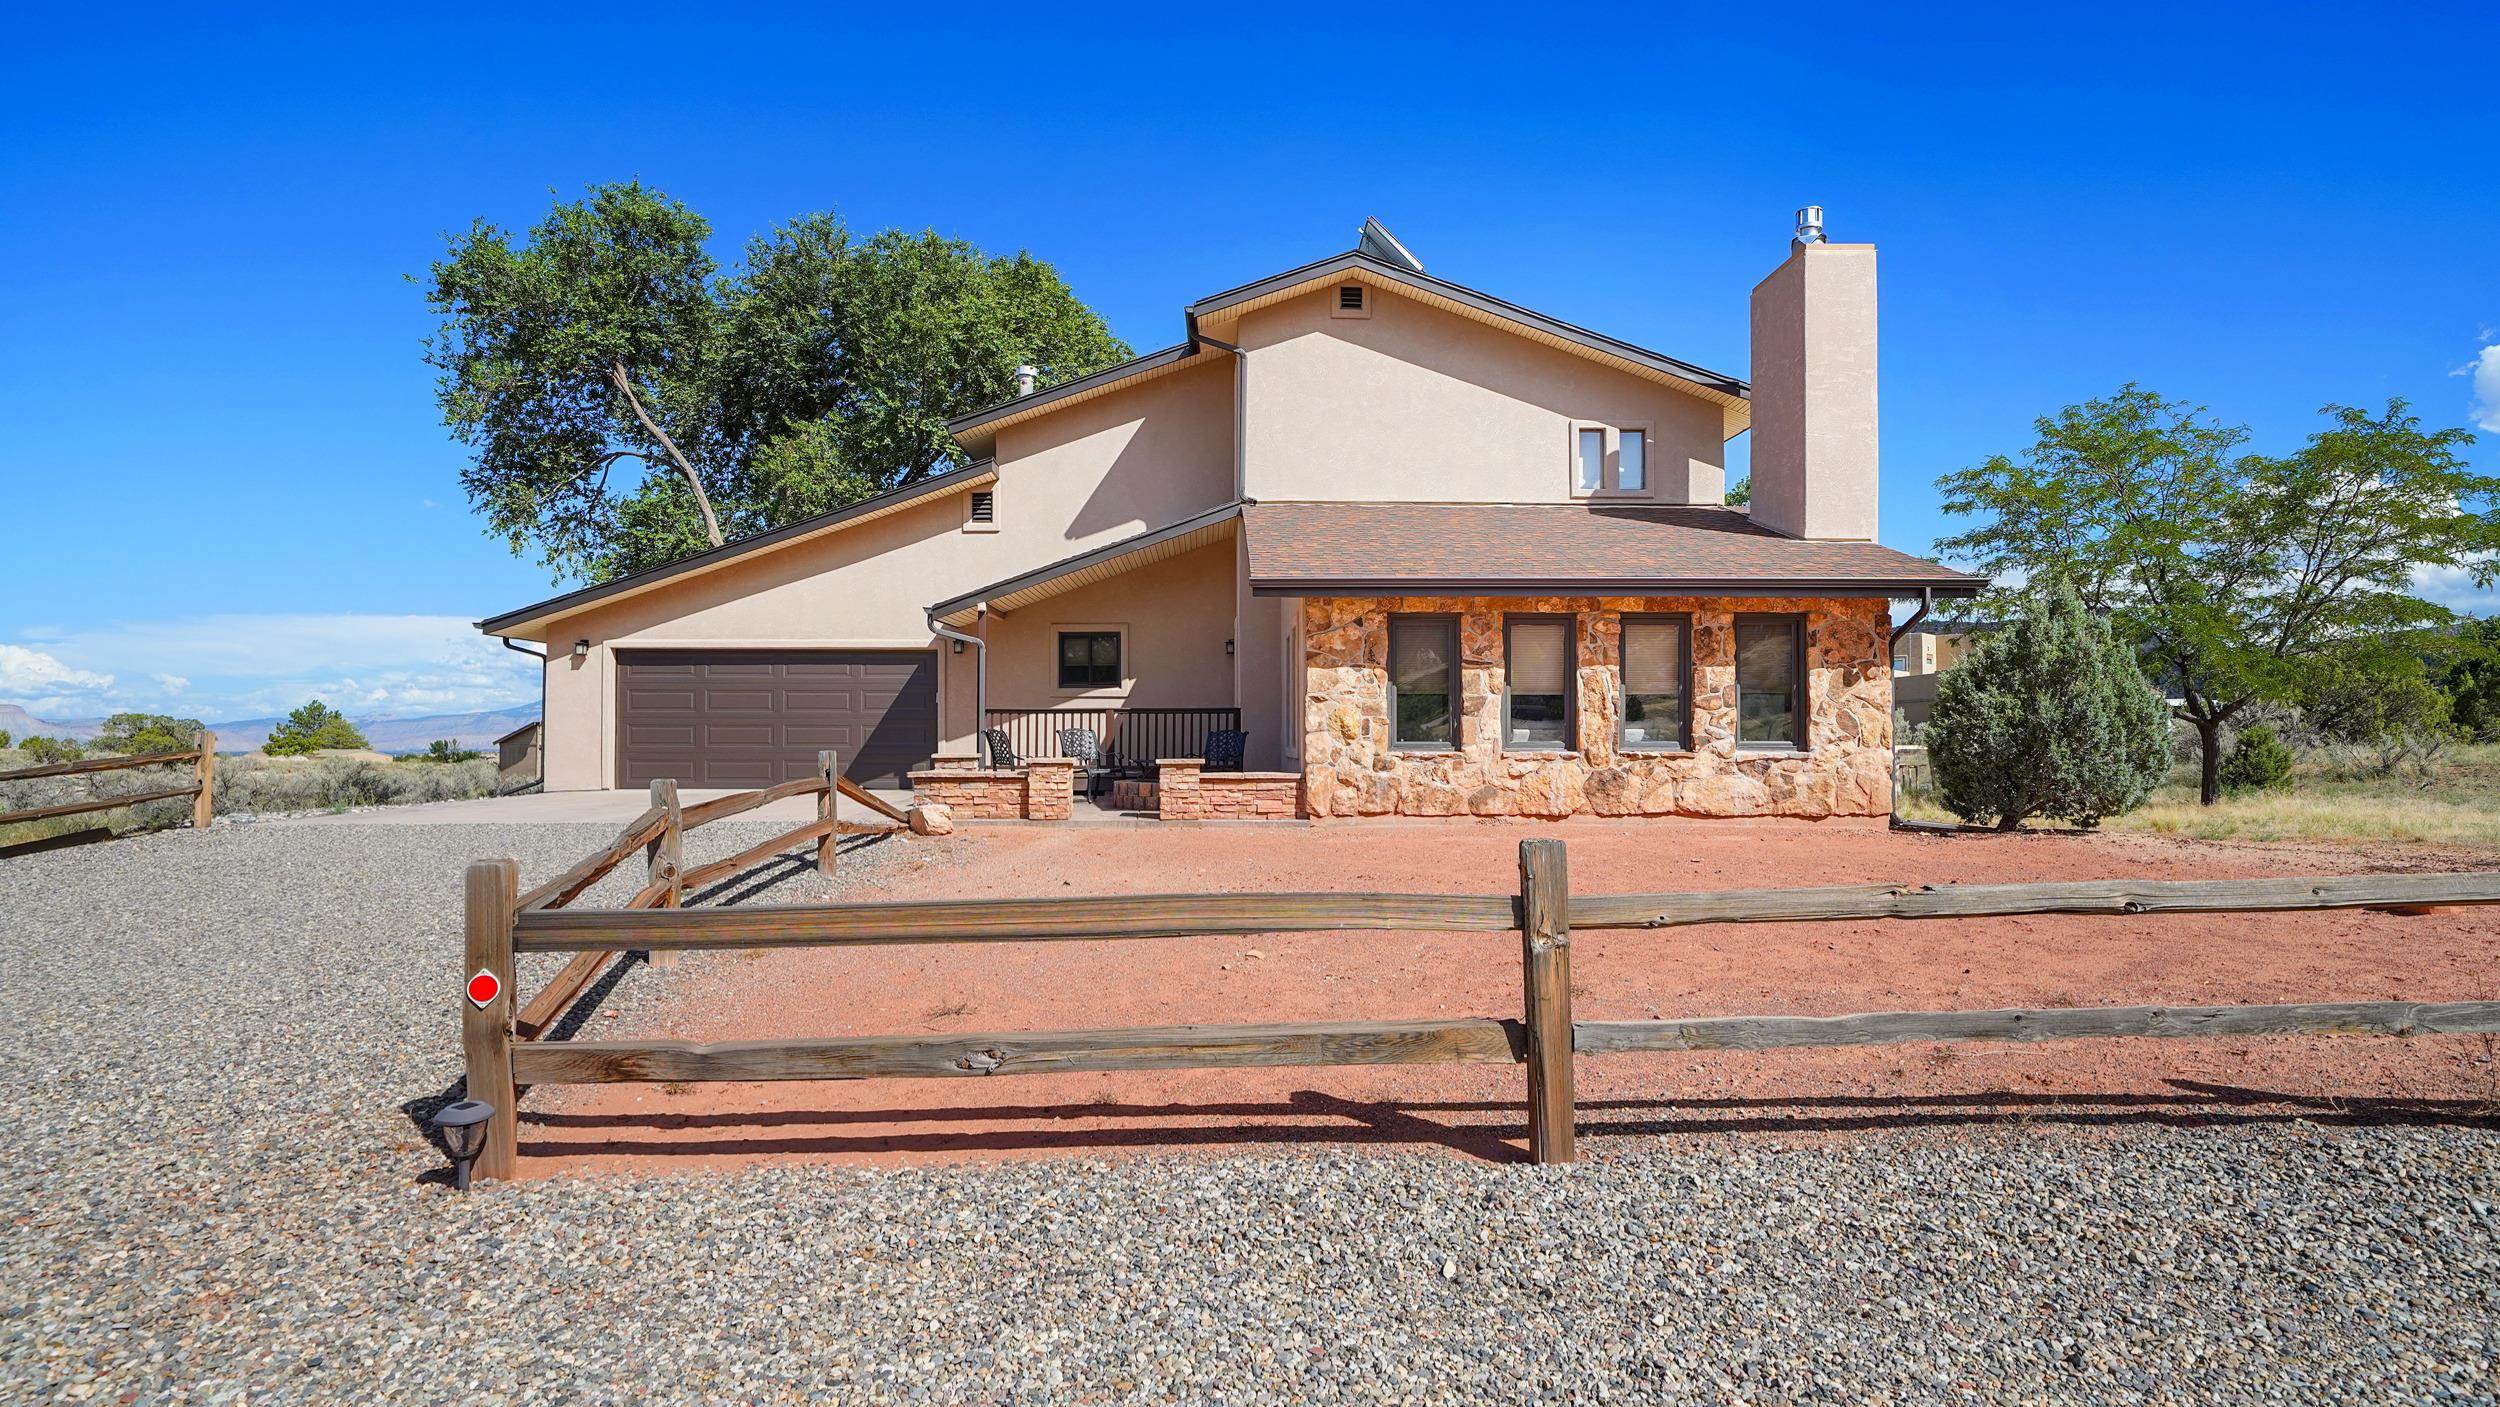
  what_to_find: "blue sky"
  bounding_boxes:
[4,4,2495,723]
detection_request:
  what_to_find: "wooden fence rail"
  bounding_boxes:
[501,752,904,1043]
[454,838,2500,1182]
[0,733,215,833]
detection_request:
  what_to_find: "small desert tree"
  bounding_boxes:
[92,713,205,755]
[17,735,81,764]
[264,700,370,756]
[1925,581,2174,830]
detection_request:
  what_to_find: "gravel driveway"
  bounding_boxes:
[4,823,2497,1404]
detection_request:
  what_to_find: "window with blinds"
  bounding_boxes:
[1620,615,1689,750]
[1505,617,1573,748]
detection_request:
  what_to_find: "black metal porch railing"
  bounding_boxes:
[983,707,1241,767]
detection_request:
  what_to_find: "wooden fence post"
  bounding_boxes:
[462,858,521,1182]
[191,731,216,830]
[648,778,683,966]
[1517,838,1576,1165]
[816,750,840,877]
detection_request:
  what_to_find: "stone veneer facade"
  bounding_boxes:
[1155,759,1305,820]
[905,759,1075,821]
[1301,596,1893,819]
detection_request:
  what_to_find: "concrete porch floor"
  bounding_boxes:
[257,786,913,826]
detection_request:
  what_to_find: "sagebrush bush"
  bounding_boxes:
[1925,581,2174,830]
[212,756,499,814]
[2218,725,2296,794]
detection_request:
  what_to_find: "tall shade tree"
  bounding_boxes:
[1937,387,2496,803]
[427,188,1129,583]
[427,183,727,576]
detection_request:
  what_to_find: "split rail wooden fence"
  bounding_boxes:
[0,733,216,835]
[457,837,2500,1181]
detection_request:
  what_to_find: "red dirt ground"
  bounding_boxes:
[523,818,2500,1175]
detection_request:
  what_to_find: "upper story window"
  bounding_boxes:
[1734,614,1806,750]
[1620,614,1690,751]
[1504,617,1574,749]
[1389,615,1459,749]
[1571,424,1650,497]
[1057,631,1121,690]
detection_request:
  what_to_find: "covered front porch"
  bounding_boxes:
[918,504,1305,820]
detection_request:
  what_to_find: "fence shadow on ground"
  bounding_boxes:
[512,1078,2500,1165]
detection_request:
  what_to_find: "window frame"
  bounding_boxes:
[1617,612,1694,753]
[1732,612,1810,752]
[1054,629,1124,692]
[1386,613,1463,752]
[1501,613,1578,753]
[1567,422,1656,499]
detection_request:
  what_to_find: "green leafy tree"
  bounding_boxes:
[92,712,205,756]
[17,735,83,764]
[2217,725,2295,794]
[1924,580,2174,830]
[263,700,370,756]
[423,739,485,763]
[2442,618,2500,742]
[428,188,1129,583]
[1725,474,1751,506]
[1938,387,2496,804]
[427,182,728,575]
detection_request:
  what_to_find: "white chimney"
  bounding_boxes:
[1747,211,1877,540]
[1015,363,1038,397]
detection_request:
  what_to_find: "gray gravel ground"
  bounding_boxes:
[3,823,2497,1405]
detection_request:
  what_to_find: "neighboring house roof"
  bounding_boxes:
[494,720,543,745]
[476,460,997,639]
[928,502,1244,629]
[947,249,1753,456]
[1901,617,2002,637]
[1241,502,1986,598]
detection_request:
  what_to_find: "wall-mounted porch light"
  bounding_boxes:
[571,639,590,660]
[951,638,966,653]
[1224,638,1235,656]
[428,1099,494,1190]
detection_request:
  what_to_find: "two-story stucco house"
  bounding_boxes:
[478,214,1984,820]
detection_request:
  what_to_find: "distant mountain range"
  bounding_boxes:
[0,703,539,755]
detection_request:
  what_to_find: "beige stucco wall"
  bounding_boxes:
[1236,285,1727,506]
[974,537,1239,716]
[1748,243,1879,541]
[1302,595,1893,819]
[532,358,1238,789]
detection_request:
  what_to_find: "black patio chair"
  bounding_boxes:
[981,728,1022,770]
[1058,727,1106,799]
[1203,728,1248,773]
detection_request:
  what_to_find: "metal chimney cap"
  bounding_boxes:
[1793,206,1827,247]
[1014,364,1038,397]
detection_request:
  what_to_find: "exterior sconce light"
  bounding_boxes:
[571,639,590,660]
[429,1099,494,1190]
[951,639,966,654]
[1224,638,1235,656]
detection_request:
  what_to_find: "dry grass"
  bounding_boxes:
[1899,742,2500,853]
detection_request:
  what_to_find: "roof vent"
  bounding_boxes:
[1356,217,1423,273]
[1338,285,1365,311]
[970,489,995,523]
[1014,364,1038,397]
[1792,205,1826,248]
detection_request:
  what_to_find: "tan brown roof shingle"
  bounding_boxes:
[1243,502,1983,595]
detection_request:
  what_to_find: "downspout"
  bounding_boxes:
[497,636,549,792]
[1886,588,1934,827]
[1197,333,1253,735]
[927,611,988,761]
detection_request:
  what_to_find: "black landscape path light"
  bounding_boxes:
[429,1099,494,1190]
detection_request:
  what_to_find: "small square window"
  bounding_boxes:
[1057,631,1121,689]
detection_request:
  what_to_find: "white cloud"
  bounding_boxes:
[2413,562,2500,615]
[0,615,537,723]
[2456,343,2500,434]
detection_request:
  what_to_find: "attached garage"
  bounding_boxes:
[616,649,937,790]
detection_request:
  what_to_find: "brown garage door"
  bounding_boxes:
[616,649,937,790]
